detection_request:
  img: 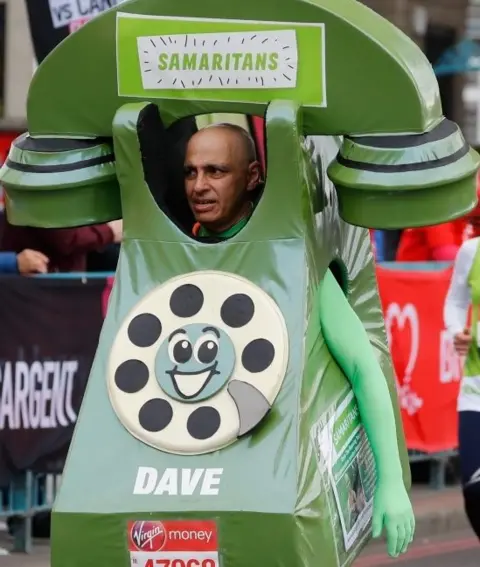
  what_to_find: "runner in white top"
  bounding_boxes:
[443,199,480,541]
[444,236,479,372]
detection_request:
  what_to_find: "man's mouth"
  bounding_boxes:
[167,363,219,399]
[192,199,216,213]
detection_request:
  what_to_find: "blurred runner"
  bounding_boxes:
[443,185,480,541]
[397,174,480,262]
[396,218,468,262]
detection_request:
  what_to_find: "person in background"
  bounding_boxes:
[0,219,123,273]
[0,248,49,274]
[397,174,480,262]
[396,218,468,262]
[443,185,480,542]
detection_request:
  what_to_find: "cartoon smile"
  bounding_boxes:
[167,362,219,400]
[156,323,236,403]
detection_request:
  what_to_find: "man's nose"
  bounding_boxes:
[193,172,209,191]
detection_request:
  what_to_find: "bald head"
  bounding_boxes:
[184,123,262,233]
[202,123,257,163]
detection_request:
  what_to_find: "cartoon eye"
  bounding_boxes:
[194,334,219,365]
[168,334,193,364]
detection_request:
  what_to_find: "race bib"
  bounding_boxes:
[127,520,219,567]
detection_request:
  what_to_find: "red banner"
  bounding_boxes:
[377,266,461,453]
[103,266,461,453]
[0,131,23,210]
[0,132,18,162]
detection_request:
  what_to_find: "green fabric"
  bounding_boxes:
[318,270,414,557]
[22,101,413,567]
[197,214,251,239]
[465,241,480,386]
[179,213,415,558]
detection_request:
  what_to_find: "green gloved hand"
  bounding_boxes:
[318,270,416,558]
[372,481,415,557]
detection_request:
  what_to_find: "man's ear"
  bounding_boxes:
[246,160,262,191]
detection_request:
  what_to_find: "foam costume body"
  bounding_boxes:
[1,1,479,566]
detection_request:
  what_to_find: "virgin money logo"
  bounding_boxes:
[130,521,166,551]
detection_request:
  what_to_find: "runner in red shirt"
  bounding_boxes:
[396,174,480,262]
[395,218,468,262]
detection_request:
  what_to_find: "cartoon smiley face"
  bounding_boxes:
[156,323,236,403]
[107,270,289,455]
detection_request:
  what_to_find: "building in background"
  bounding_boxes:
[0,0,471,129]
[462,0,480,147]
[0,0,127,209]
[0,0,472,151]
[362,0,469,129]
[0,0,32,129]
[0,0,33,210]
[0,0,127,130]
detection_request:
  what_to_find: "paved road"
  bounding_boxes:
[357,530,480,567]
[0,530,478,567]
[0,540,49,567]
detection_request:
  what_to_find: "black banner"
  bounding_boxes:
[24,0,69,64]
[0,275,105,486]
[24,0,125,64]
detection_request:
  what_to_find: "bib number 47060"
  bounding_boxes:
[145,560,217,567]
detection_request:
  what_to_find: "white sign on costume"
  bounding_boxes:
[48,0,127,29]
[137,29,298,91]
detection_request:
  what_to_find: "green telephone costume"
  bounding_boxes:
[0,1,479,566]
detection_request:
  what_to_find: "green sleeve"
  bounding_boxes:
[318,269,403,484]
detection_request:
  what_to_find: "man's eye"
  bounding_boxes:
[184,168,196,178]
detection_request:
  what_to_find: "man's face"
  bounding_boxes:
[184,127,261,231]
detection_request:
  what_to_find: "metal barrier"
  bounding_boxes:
[408,449,458,490]
[0,472,60,553]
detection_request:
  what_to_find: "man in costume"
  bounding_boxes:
[185,124,415,557]
[186,123,262,240]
